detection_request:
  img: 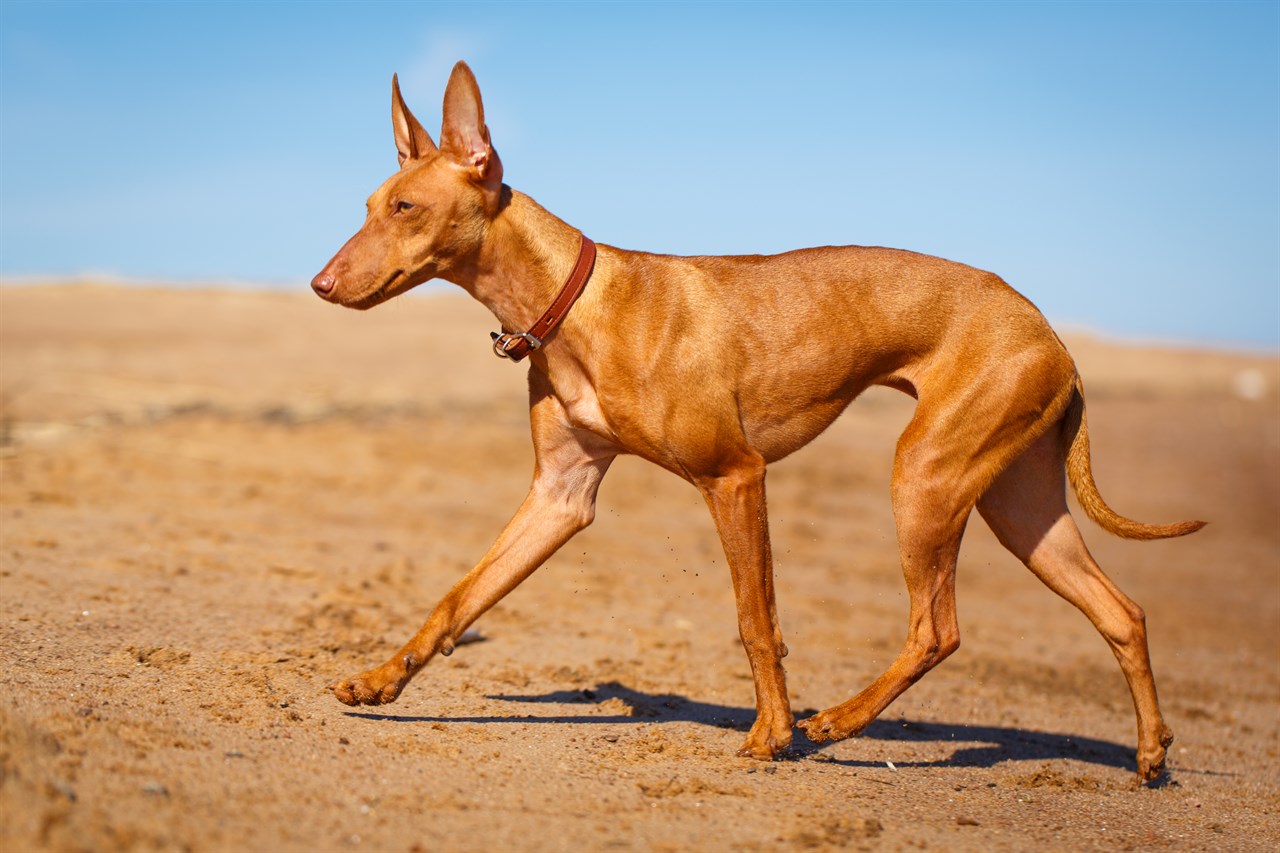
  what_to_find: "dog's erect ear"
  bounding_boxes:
[392,73,438,168]
[440,61,503,192]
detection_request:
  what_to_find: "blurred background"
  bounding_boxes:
[1,0,1277,349]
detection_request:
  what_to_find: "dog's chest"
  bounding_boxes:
[545,371,620,447]
[561,391,614,441]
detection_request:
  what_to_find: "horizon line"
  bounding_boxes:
[2,274,1276,357]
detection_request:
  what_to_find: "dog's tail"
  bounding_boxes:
[1063,377,1207,540]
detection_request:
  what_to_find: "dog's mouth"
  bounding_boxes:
[344,269,407,311]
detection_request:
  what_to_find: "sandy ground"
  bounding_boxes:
[1,283,1277,852]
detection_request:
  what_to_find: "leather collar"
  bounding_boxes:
[490,234,596,362]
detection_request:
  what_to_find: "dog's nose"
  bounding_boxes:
[311,272,335,295]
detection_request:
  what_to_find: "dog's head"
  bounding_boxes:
[311,62,503,309]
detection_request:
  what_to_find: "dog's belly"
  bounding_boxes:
[740,393,862,463]
[735,358,919,463]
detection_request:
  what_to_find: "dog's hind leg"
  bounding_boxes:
[798,411,970,743]
[976,424,1173,783]
[797,355,1073,746]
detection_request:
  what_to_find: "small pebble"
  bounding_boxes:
[48,781,77,802]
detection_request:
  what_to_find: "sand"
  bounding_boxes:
[1,283,1277,852]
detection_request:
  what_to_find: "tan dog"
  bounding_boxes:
[312,62,1203,782]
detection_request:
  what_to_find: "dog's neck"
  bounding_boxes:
[450,188,587,337]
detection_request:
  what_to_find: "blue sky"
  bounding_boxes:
[1,1,1276,348]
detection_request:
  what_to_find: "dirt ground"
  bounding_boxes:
[1,283,1277,852]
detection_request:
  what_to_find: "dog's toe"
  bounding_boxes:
[797,715,841,744]
[330,665,408,707]
[736,743,777,761]
[797,720,822,742]
[737,718,793,760]
[329,677,380,706]
[329,681,358,706]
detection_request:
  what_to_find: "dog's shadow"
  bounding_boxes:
[344,679,1146,775]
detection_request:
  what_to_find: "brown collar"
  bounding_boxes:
[490,234,597,362]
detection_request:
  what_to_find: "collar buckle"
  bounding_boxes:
[490,330,542,361]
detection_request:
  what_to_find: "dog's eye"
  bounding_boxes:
[396,200,415,213]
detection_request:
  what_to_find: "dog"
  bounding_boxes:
[311,61,1204,782]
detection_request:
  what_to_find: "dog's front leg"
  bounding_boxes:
[697,454,794,759]
[330,384,615,707]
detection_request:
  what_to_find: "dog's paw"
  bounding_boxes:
[736,716,794,760]
[1136,724,1175,785]
[329,664,408,706]
[736,737,788,761]
[1136,756,1167,786]
[797,711,859,744]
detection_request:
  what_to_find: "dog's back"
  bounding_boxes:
[577,240,1071,464]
